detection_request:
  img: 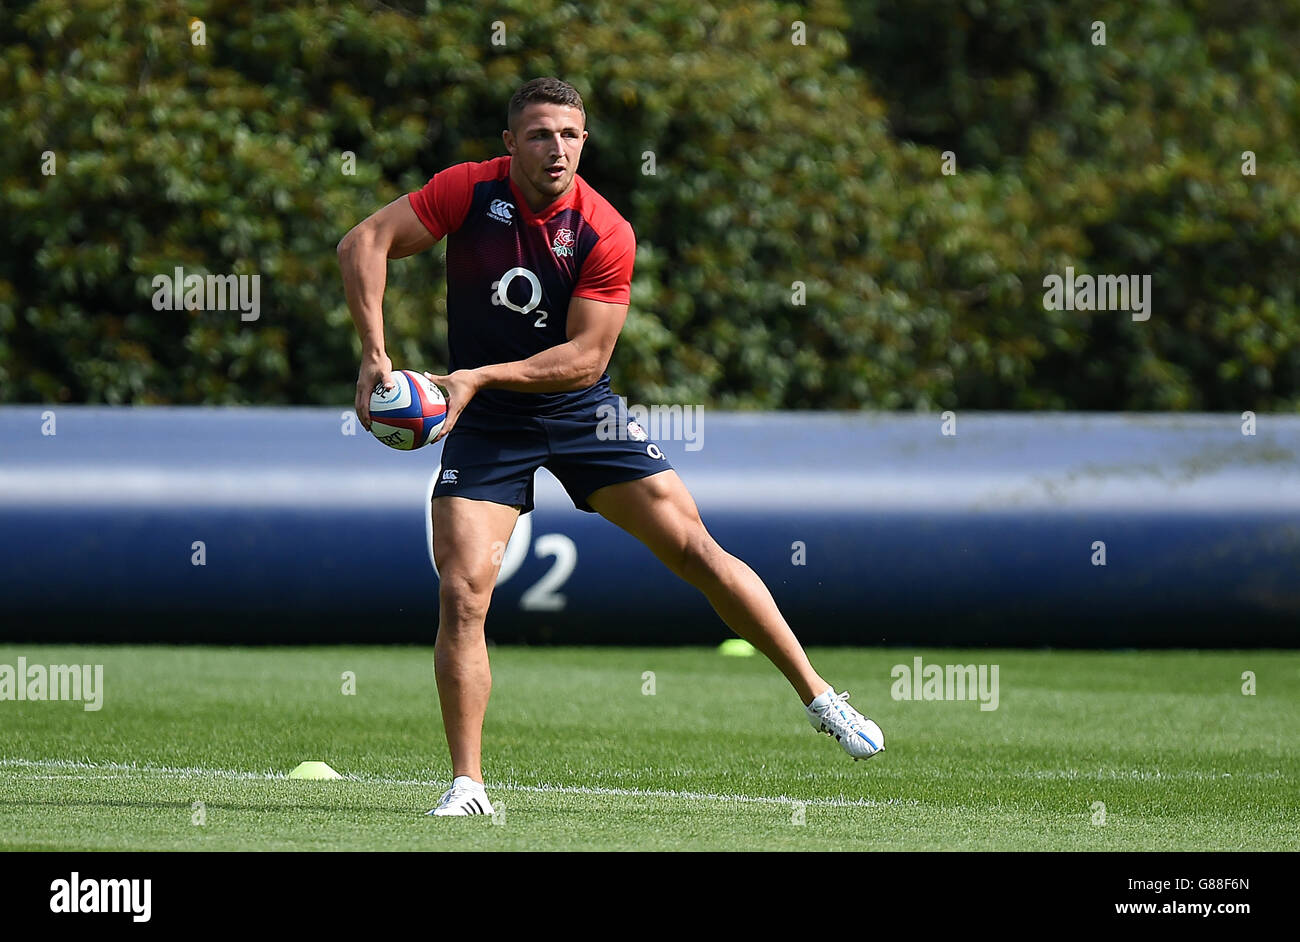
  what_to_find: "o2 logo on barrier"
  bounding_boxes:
[426,469,576,611]
[509,519,577,611]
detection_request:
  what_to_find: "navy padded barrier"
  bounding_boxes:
[1,407,1297,645]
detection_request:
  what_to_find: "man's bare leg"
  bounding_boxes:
[431,496,520,782]
[586,470,830,705]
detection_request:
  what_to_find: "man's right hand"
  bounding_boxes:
[355,353,395,431]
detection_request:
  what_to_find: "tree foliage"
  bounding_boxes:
[1,0,1297,409]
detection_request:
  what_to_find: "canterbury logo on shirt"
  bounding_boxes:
[487,199,514,224]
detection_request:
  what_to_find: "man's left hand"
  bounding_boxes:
[424,368,483,444]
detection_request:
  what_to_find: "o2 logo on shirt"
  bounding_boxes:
[490,266,550,328]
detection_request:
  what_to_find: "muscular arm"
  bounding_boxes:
[337,196,435,356]
[425,295,628,442]
[337,195,436,426]
[476,296,628,393]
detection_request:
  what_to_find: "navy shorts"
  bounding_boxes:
[432,395,673,513]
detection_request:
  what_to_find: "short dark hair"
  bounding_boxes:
[508,77,585,132]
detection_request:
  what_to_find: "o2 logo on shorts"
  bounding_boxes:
[490,267,550,328]
[646,444,665,460]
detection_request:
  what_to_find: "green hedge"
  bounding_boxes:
[2,0,1297,409]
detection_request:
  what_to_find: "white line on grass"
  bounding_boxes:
[0,757,910,809]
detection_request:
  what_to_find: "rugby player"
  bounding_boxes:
[337,77,883,816]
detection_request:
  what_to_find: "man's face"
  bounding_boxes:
[504,102,588,209]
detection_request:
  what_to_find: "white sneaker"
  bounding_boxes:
[425,775,494,816]
[806,688,884,760]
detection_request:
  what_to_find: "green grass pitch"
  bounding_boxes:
[1,644,1297,851]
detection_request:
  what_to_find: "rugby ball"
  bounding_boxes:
[368,370,447,451]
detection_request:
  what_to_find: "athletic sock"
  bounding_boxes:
[451,775,484,790]
[808,687,835,711]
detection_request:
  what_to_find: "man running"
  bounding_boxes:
[337,77,883,816]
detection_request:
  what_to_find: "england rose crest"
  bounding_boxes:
[552,228,575,258]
